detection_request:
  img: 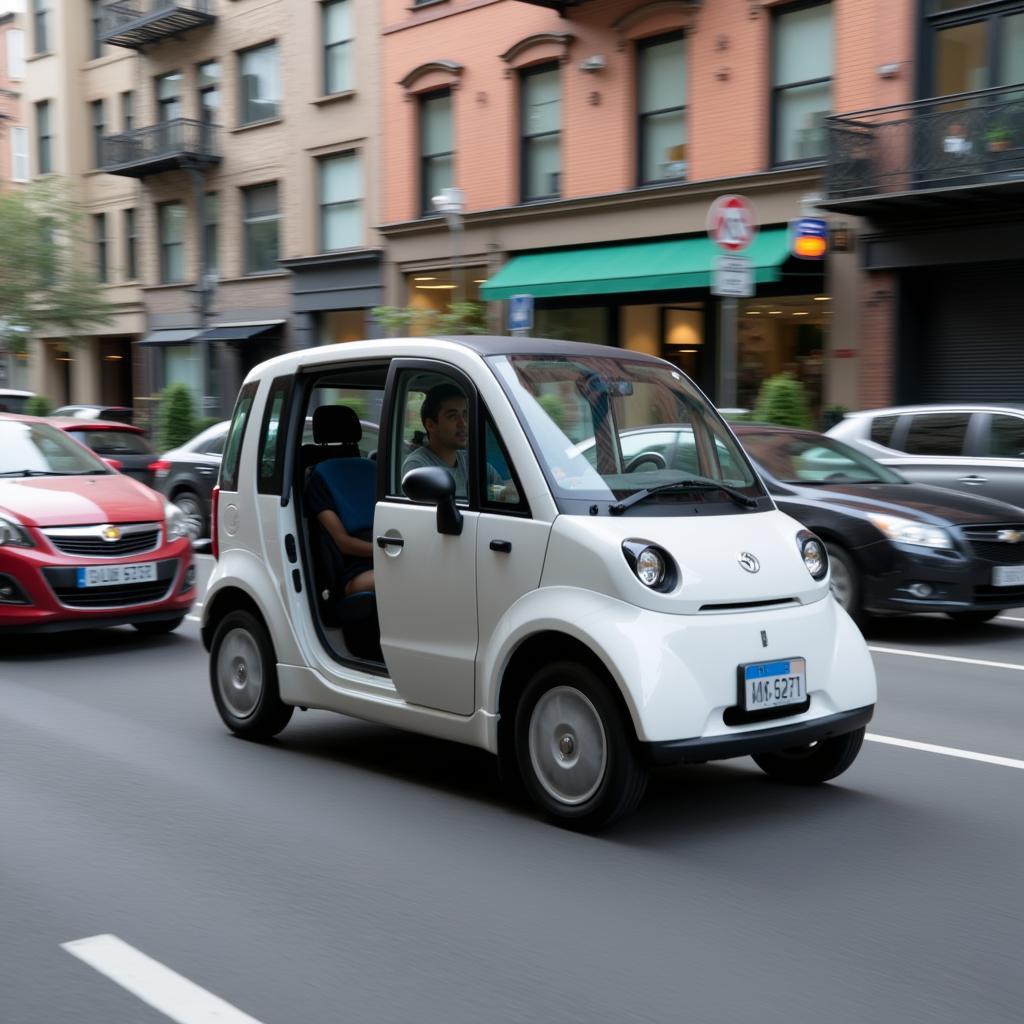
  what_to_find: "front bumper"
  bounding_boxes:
[648,704,874,765]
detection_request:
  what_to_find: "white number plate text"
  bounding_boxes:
[76,563,158,588]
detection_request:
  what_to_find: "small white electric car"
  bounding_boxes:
[202,337,876,830]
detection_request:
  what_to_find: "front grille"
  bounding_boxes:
[700,598,799,613]
[52,580,172,608]
[961,525,1024,565]
[44,525,161,558]
[973,584,1024,606]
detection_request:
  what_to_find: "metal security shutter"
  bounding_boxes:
[920,262,1024,402]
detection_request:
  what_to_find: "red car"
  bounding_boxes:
[52,418,157,486]
[0,414,195,635]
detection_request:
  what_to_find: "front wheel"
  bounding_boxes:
[210,610,293,741]
[514,661,648,831]
[946,610,1000,625]
[172,490,206,541]
[752,727,866,785]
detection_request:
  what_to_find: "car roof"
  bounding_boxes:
[0,389,34,398]
[845,403,1024,417]
[50,417,144,433]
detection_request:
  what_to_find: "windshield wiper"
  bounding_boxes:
[609,478,759,514]
[0,469,68,477]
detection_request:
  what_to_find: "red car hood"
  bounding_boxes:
[0,474,166,528]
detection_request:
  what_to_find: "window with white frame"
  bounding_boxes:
[159,201,186,284]
[637,33,687,184]
[319,153,361,251]
[7,28,25,79]
[772,2,833,164]
[11,126,28,182]
[243,183,280,273]
[323,0,353,95]
[239,42,280,125]
[420,90,453,216]
[520,64,561,201]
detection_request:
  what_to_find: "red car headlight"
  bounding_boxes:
[0,514,34,548]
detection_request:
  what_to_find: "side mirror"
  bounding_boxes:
[402,466,463,536]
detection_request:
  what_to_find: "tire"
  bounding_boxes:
[172,490,206,541]
[132,615,184,635]
[752,726,866,785]
[513,660,648,832]
[946,610,1000,625]
[825,543,866,628]
[209,610,293,741]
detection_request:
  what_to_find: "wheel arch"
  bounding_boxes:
[202,585,273,656]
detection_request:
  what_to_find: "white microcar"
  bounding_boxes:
[202,337,876,830]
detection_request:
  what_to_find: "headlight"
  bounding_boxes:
[867,513,953,550]
[796,530,828,581]
[622,540,678,592]
[0,513,34,548]
[164,500,189,542]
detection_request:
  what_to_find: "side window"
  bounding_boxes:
[903,413,970,456]
[389,369,472,503]
[869,414,898,447]
[481,415,526,513]
[220,382,258,492]
[987,415,1024,459]
[257,375,291,495]
[201,432,227,456]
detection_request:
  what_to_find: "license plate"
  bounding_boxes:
[741,658,807,712]
[992,565,1024,587]
[76,563,158,588]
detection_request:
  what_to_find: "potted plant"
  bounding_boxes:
[985,126,1013,153]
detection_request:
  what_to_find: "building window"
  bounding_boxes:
[90,0,104,60]
[91,99,105,168]
[198,61,220,122]
[31,0,48,55]
[156,71,183,122]
[239,42,280,125]
[520,64,561,202]
[124,208,138,280]
[243,183,280,274]
[319,152,361,251]
[323,0,353,95]
[93,214,108,283]
[204,192,218,278]
[772,2,833,164]
[928,4,1024,96]
[637,33,687,184]
[11,126,28,182]
[121,91,134,132]
[159,201,186,284]
[7,28,25,79]
[420,90,453,216]
[36,100,52,175]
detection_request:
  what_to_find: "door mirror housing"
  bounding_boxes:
[402,466,463,536]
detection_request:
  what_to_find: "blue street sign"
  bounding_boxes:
[790,217,829,259]
[508,294,534,333]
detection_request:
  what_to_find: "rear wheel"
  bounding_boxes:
[946,610,1000,625]
[514,661,647,831]
[132,616,184,635]
[753,727,865,785]
[210,610,293,740]
[172,490,206,541]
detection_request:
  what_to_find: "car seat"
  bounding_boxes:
[302,405,362,478]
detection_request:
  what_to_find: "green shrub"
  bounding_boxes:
[155,382,197,452]
[24,395,53,417]
[753,373,813,429]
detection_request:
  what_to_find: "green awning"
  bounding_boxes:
[480,228,792,300]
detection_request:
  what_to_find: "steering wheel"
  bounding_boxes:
[823,472,853,483]
[625,451,668,473]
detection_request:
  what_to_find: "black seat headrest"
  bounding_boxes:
[313,405,362,445]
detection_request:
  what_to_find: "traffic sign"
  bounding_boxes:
[508,293,534,333]
[790,217,829,259]
[712,255,754,297]
[707,194,758,253]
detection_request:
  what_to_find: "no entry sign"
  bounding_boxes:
[707,194,758,253]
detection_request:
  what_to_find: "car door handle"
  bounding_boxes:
[958,475,987,485]
[489,539,512,553]
[198,466,215,475]
[376,535,404,549]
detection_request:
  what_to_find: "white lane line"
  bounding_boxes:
[867,733,1024,772]
[998,615,1024,623]
[62,934,266,1024]
[869,645,1024,673]
[186,614,202,623]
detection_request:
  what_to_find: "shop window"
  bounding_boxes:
[320,310,367,345]
[772,3,832,164]
[534,307,609,345]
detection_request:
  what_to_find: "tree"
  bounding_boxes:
[0,178,115,355]
[155,383,197,452]
[371,301,490,338]
[753,373,813,429]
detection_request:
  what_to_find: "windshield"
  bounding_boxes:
[71,429,152,456]
[490,354,763,507]
[742,431,903,485]
[0,421,112,476]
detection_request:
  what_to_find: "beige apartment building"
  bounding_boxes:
[22,0,382,420]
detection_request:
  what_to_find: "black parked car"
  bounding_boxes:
[734,425,1024,625]
[151,421,229,540]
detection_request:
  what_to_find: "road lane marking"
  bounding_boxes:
[186,615,202,623]
[998,615,1024,623]
[868,646,1024,673]
[866,733,1024,772]
[61,935,266,1024]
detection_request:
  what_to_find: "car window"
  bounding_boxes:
[481,415,526,512]
[741,432,902,485]
[257,376,291,495]
[199,432,226,456]
[903,413,970,457]
[0,420,111,476]
[72,430,152,456]
[869,414,898,447]
[220,382,258,492]
[986,415,1024,459]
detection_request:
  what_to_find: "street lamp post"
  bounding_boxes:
[432,187,465,304]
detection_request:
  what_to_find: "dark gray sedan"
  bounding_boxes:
[151,421,229,540]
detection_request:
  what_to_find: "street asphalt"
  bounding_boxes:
[1,555,1021,1024]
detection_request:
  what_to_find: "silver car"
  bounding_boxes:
[827,404,1024,509]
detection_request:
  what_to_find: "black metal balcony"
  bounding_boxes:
[101,120,221,178]
[101,0,215,49]
[822,84,1024,217]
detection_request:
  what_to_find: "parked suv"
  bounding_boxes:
[201,336,876,830]
[828,404,1024,509]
